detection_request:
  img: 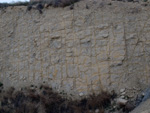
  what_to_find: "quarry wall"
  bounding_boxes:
[0,1,150,97]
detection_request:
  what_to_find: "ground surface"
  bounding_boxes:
[130,99,150,113]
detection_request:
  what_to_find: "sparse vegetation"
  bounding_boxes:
[0,0,80,9]
[0,2,29,8]
[0,84,114,113]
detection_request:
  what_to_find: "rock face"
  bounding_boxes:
[0,0,150,97]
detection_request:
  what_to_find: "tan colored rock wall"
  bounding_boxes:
[0,1,150,97]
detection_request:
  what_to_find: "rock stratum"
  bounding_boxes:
[0,0,150,98]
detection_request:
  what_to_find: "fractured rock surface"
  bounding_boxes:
[0,0,150,98]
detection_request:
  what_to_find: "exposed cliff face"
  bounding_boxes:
[0,0,150,97]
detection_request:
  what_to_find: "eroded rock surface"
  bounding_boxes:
[0,0,150,98]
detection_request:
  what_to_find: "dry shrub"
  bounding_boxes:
[0,84,114,113]
[58,0,80,7]
[0,2,29,8]
[0,82,3,87]
[0,0,80,9]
